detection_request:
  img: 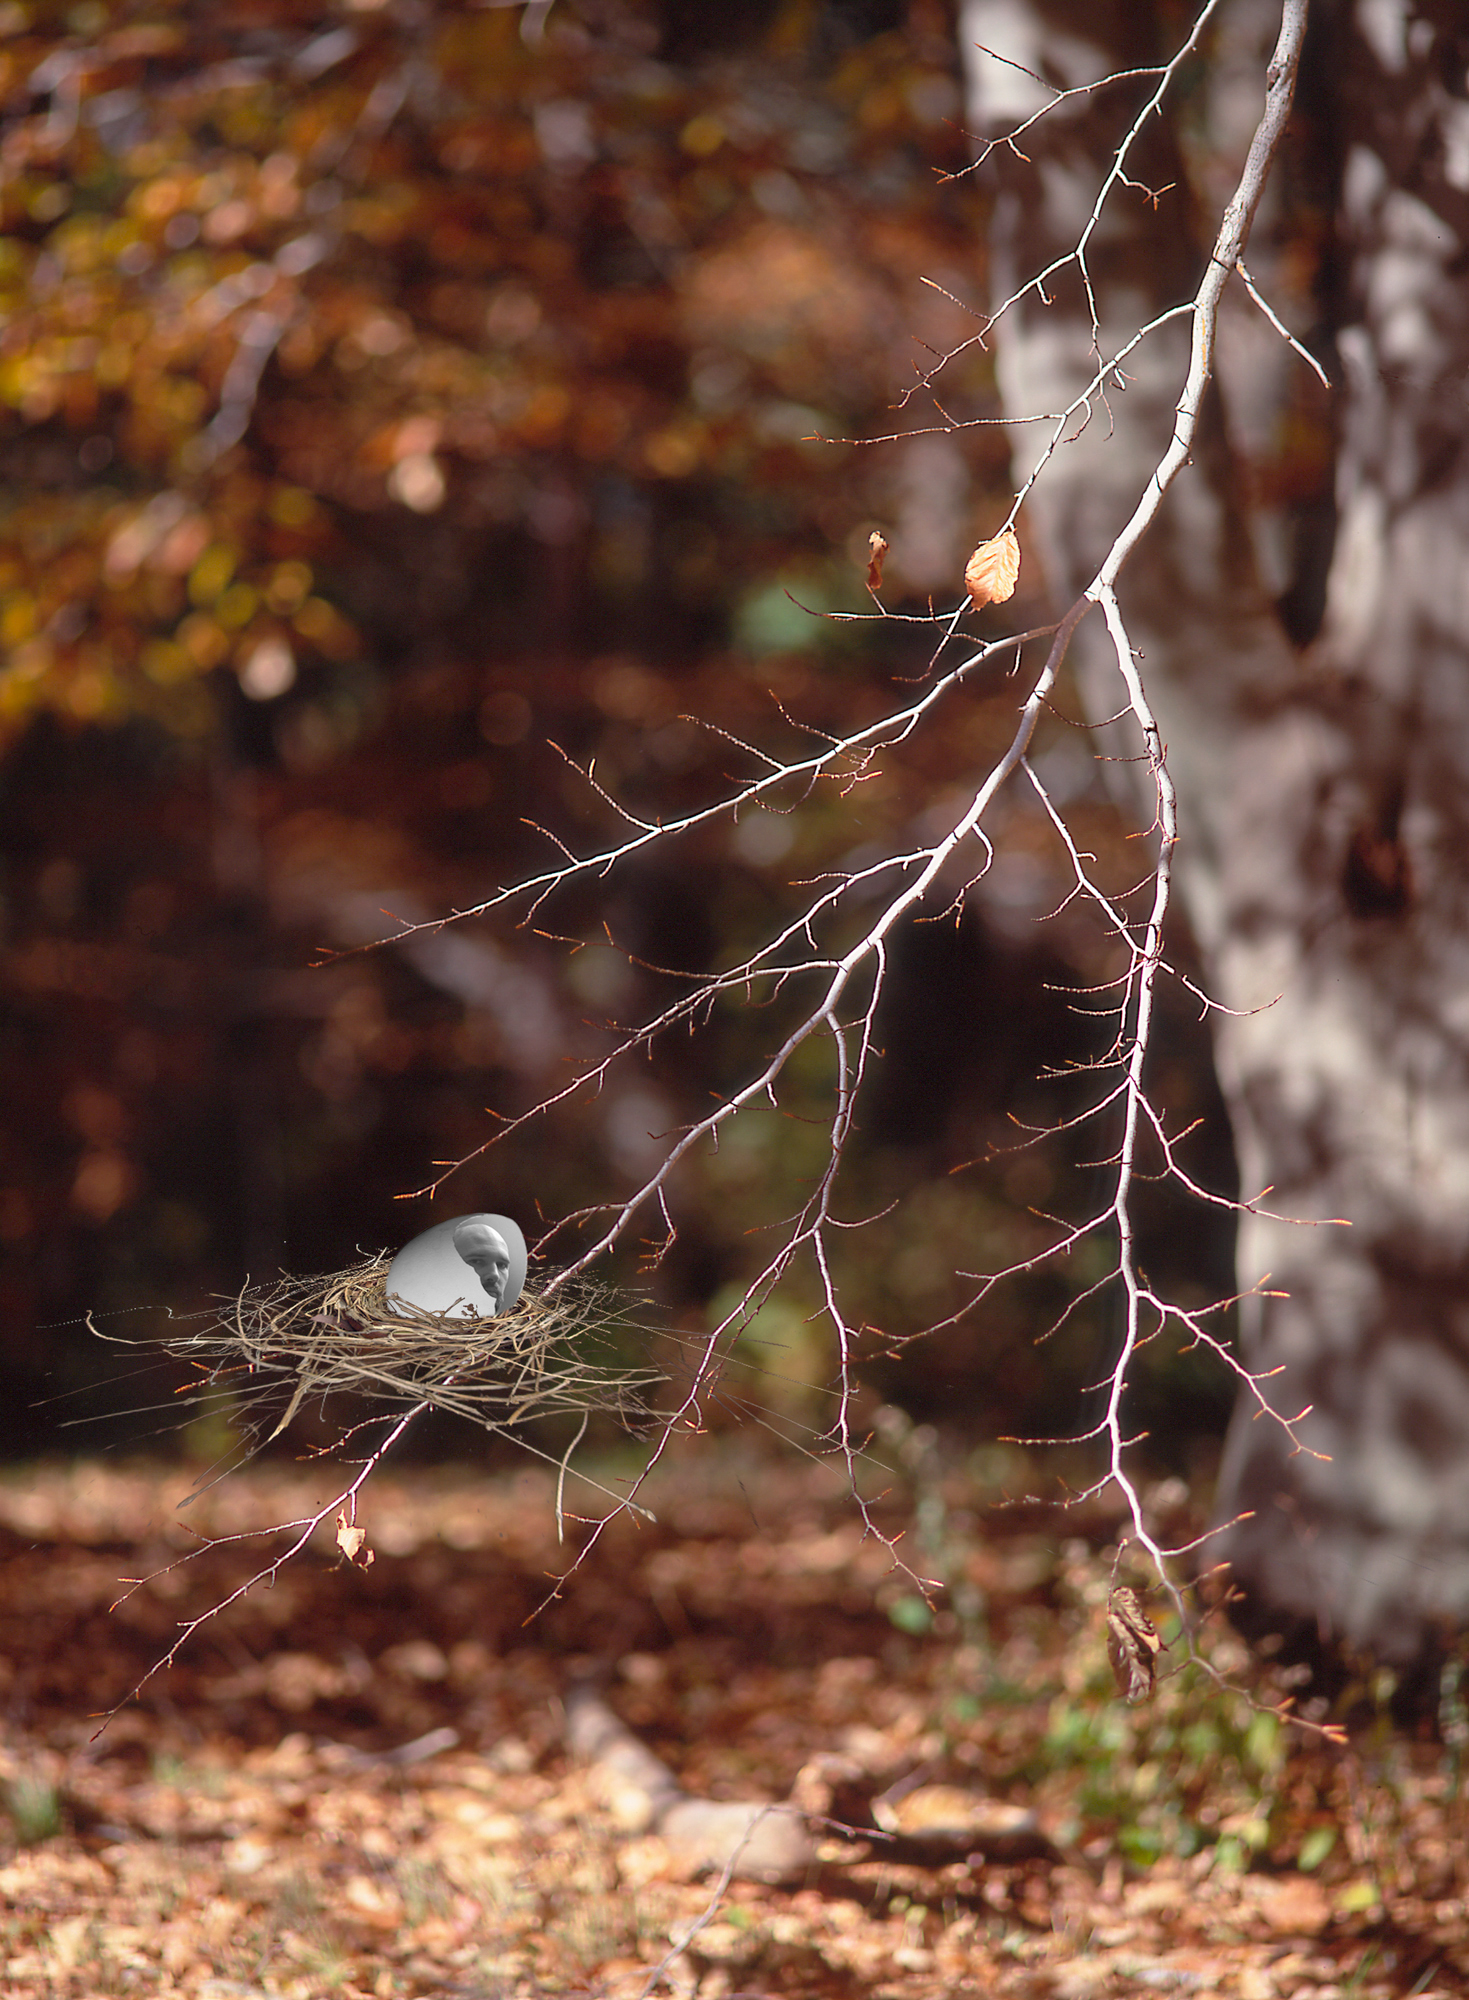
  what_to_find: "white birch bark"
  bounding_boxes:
[962,0,1469,1671]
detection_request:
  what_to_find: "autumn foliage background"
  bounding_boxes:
[10,9,1469,1998]
[0,0,1243,1475]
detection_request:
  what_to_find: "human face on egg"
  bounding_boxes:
[452,1221,512,1309]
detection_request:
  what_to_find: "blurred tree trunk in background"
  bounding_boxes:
[963,0,1469,1680]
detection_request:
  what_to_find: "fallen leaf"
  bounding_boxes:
[865,529,889,595]
[963,526,1020,609]
[1249,1873,1331,1933]
[871,1784,1056,1860]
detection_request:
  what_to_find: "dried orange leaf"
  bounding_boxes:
[336,1511,373,1567]
[865,529,889,595]
[963,526,1020,610]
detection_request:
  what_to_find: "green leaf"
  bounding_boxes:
[886,1594,934,1635]
[1335,1878,1381,1914]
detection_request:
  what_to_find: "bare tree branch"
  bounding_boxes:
[115,0,1324,1716]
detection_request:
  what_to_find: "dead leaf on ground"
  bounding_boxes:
[1248,1872,1331,1934]
[871,1784,1057,1861]
[0,1457,1457,2000]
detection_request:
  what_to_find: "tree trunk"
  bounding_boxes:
[962,0,1469,1675]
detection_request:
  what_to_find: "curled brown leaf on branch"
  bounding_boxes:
[864,529,889,596]
[1107,1585,1166,1705]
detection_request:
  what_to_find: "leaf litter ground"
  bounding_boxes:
[1,1448,1466,1999]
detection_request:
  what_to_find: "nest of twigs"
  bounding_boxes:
[163,1256,665,1448]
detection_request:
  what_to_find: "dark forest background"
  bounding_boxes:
[0,0,1242,1468]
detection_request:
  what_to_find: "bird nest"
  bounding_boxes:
[161,1256,665,1451]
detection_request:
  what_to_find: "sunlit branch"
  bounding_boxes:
[371,629,1041,949]
[117,0,1323,1707]
[906,0,1227,394]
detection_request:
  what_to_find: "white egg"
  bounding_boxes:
[384,1213,528,1319]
